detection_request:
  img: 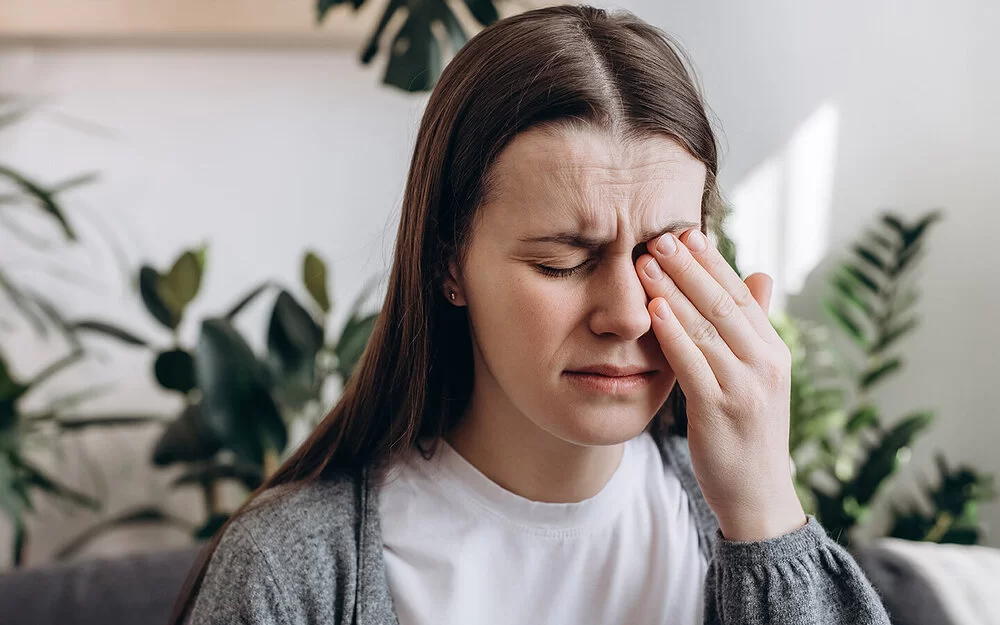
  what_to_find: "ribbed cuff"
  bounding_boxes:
[714,515,829,565]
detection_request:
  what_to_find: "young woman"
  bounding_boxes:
[173,5,890,624]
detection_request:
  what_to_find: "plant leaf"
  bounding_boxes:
[865,228,898,251]
[71,320,150,347]
[54,506,194,561]
[881,213,908,241]
[171,461,262,491]
[823,298,868,349]
[895,243,925,277]
[360,0,405,65]
[138,267,178,329]
[30,383,113,414]
[846,404,880,433]
[302,251,331,314]
[852,243,887,274]
[154,348,197,394]
[846,411,933,506]
[195,513,231,540]
[268,290,324,382]
[21,460,99,509]
[463,0,500,25]
[433,1,469,54]
[51,414,163,430]
[904,210,943,248]
[831,274,877,319]
[335,312,378,381]
[0,351,29,403]
[163,248,205,311]
[27,349,84,390]
[860,357,903,391]
[151,403,222,466]
[871,317,919,355]
[0,164,76,240]
[0,270,48,334]
[225,281,273,320]
[893,287,921,317]
[196,318,286,466]
[49,173,98,195]
[383,10,442,92]
[841,263,881,296]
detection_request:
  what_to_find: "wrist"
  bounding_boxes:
[717,491,807,542]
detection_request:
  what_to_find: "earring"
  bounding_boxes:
[449,291,457,301]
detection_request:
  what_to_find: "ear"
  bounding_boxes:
[442,258,467,306]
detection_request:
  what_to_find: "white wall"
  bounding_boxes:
[1,0,997,568]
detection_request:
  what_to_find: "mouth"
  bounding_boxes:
[564,364,657,377]
[562,367,658,394]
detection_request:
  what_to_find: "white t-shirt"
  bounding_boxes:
[378,431,709,625]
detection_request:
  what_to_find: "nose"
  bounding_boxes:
[587,256,652,340]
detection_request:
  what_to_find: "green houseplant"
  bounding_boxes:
[719,209,996,546]
[0,95,167,566]
[316,0,501,92]
[71,248,379,540]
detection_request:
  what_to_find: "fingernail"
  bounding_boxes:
[656,233,677,255]
[644,258,663,279]
[686,230,707,251]
[654,298,670,319]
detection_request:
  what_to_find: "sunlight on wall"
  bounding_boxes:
[728,102,840,312]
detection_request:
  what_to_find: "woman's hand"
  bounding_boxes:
[636,228,806,542]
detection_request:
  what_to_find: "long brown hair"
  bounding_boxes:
[170,5,723,622]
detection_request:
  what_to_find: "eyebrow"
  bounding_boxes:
[517,219,702,251]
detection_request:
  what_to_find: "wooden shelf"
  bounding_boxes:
[0,0,541,47]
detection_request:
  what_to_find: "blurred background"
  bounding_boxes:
[0,0,998,619]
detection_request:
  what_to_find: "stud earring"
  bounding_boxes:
[449,291,457,301]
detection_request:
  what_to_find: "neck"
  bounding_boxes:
[445,360,624,504]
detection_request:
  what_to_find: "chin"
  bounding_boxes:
[540,403,656,448]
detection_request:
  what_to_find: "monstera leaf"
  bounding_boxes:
[317,0,500,92]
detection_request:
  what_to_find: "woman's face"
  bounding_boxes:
[450,125,707,448]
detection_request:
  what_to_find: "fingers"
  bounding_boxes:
[638,229,764,360]
[639,254,742,383]
[677,229,780,344]
[744,273,773,315]
[647,297,721,398]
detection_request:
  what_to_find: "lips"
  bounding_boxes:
[562,367,657,394]
[565,365,656,377]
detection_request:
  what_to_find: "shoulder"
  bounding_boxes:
[188,471,364,625]
[237,470,363,556]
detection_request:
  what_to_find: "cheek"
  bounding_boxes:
[506,276,579,346]
[468,270,577,363]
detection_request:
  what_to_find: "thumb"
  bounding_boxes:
[744,273,773,314]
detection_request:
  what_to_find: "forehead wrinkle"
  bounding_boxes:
[484,127,706,246]
[568,173,675,240]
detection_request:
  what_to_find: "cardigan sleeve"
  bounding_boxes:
[186,521,295,625]
[703,515,892,625]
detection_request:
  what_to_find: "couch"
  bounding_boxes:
[0,545,202,625]
[1,539,997,625]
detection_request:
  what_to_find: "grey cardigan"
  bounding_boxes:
[186,435,891,624]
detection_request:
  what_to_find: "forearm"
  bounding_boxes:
[703,516,891,625]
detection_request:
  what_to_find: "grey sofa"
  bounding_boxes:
[0,540,987,625]
[0,546,202,625]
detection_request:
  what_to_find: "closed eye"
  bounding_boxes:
[535,259,595,278]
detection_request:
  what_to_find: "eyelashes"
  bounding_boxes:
[535,259,595,278]
[535,242,652,280]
